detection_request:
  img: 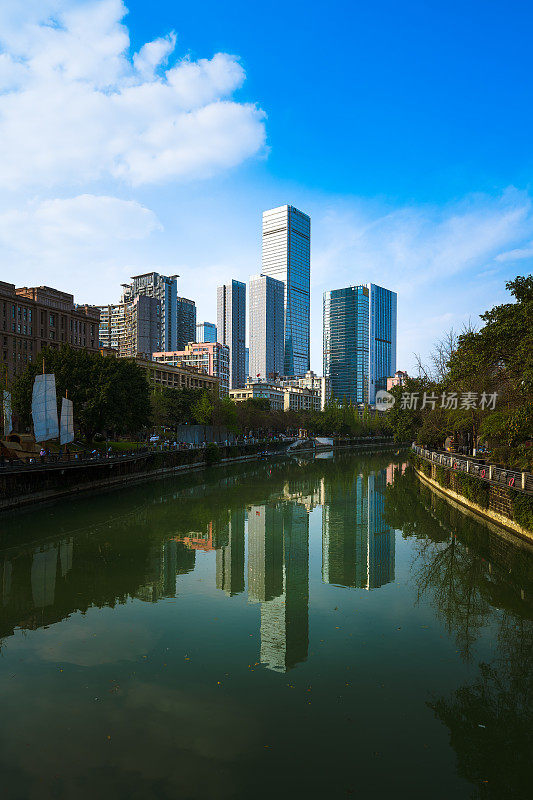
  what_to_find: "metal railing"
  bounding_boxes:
[412,445,533,494]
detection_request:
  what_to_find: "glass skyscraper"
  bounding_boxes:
[248,273,285,380]
[368,283,397,403]
[261,205,310,377]
[323,285,369,404]
[196,321,217,343]
[217,280,246,389]
[323,283,397,405]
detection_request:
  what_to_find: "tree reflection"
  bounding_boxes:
[428,612,533,799]
[385,468,533,661]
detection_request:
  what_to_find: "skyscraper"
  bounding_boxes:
[323,285,369,404]
[368,284,397,403]
[323,283,397,405]
[98,295,160,357]
[261,205,310,377]
[176,296,197,349]
[248,273,284,380]
[123,272,178,352]
[196,321,217,343]
[217,280,246,389]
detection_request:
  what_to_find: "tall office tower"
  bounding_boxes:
[123,272,178,351]
[245,347,249,379]
[216,508,245,596]
[262,205,310,376]
[196,321,217,343]
[176,296,197,349]
[217,280,246,389]
[323,285,370,404]
[367,284,397,403]
[248,274,284,380]
[260,502,309,672]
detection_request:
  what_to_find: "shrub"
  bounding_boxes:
[435,466,449,487]
[205,443,221,465]
[454,473,490,508]
[511,491,533,531]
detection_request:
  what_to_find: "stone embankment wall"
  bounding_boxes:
[0,442,287,513]
[413,454,533,543]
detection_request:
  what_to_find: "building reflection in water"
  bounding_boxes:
[247,502,309,672]
[216,509,245,596]
[322,469,395,590]
[0,464,396,673]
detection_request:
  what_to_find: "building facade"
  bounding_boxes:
[261,205,310,377]
[196,321,217,343]
[284,370,331,411]
[99,296,160,358]
[323,283,397,405]
[248,273,284,381]
[229,380,284,411]
[386,370,408,391]
[323,285,369,404]
[229,377,320,412]
[153,342,230,396]
[176,296,197,350]
[368,284,397,403]
[217,280,246,389]
[1,282,99,384]
[135,356,219,394]
[123,273,178,351]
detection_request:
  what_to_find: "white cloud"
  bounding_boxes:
[0,0,266,189]
[0,194,161,253]
[494,245,533,262]
[0,194,161,300]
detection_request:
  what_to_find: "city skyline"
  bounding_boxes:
[1,1,529,377]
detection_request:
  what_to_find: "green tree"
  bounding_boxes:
[192,391,214,440]
[12,346,151,441]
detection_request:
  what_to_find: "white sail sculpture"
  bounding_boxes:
[32,374,59,442]
[2,390,12,436]
[60,397,74,445]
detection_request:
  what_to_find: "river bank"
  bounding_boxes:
[0,437,405,513]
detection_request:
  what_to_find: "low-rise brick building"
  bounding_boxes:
[1,282,100,385]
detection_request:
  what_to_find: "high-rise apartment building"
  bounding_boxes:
[217,280,246,389]
[248,274,284,380]
[323,283,397,405]
[98,295,160,358]
[196,321,217,343]
[323,285,369,404]
[261,205,310,377]
[123,273,177,351]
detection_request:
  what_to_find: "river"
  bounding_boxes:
[0,451,531,799]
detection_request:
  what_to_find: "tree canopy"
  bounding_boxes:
[13,346,151,441]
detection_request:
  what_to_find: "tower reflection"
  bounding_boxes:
[322,469,395,589]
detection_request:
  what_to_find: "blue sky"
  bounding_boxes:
[0,0,531,373]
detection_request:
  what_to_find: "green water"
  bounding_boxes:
[0,452,531,800]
